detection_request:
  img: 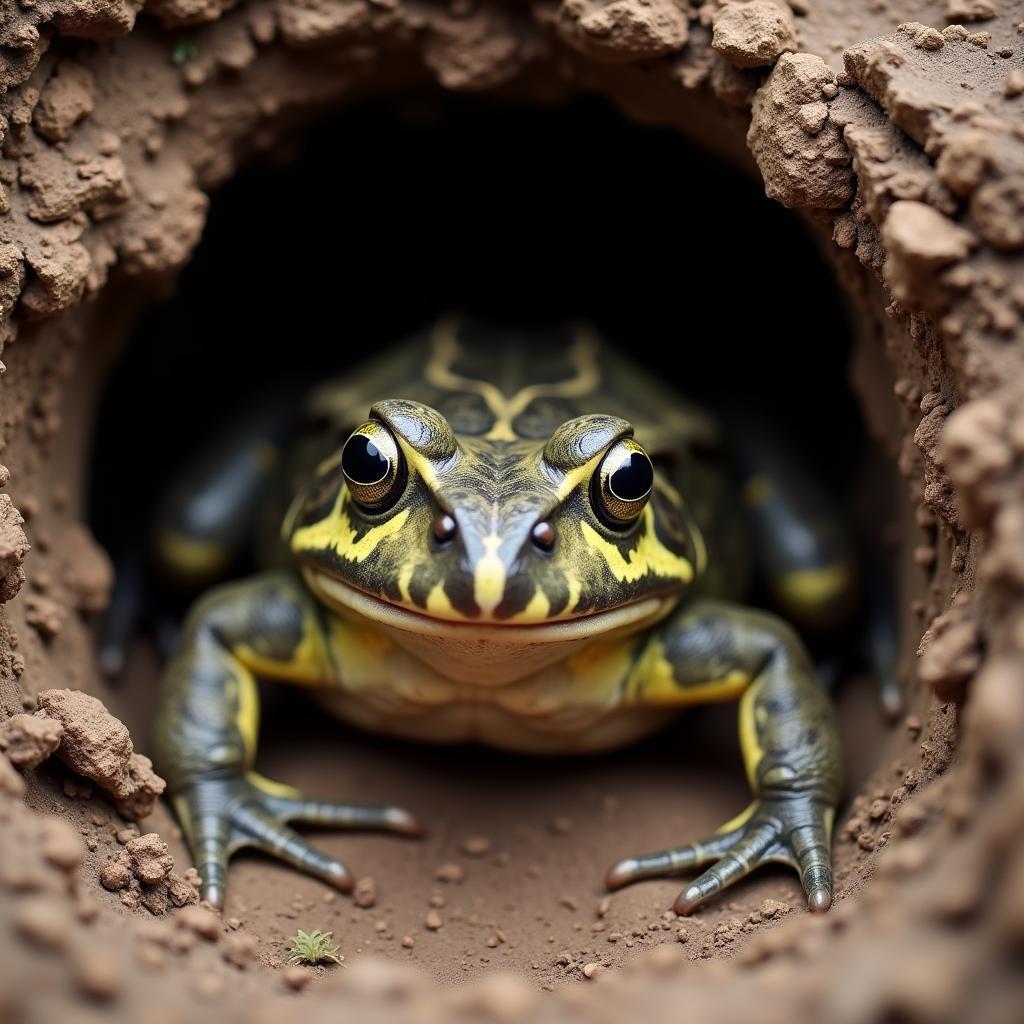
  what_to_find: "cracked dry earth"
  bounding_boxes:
[1,0,1024,1022]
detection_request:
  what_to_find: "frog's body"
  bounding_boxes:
[153,318,852,916]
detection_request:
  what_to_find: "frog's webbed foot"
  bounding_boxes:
[178,773,422,908]
[605,796,833,916]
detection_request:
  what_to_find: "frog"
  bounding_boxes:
[151,315,855,916]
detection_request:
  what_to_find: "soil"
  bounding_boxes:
[1,0,1024,1022]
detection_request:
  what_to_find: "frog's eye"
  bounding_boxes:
[592,439,654,528]
[341,421,405,511]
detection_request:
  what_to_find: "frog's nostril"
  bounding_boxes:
[432,512,457,545]
[531,521,556,553]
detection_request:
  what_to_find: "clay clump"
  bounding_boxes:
[99,832,198,916]
[554,0,688,64]
[0,495,30,603]
[712,1,797,69]
[0,714,63,770]
[35,690,166,818]
[747,53,853,209]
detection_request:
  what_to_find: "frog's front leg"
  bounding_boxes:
[152,571,420,908]
[606,599,842,915]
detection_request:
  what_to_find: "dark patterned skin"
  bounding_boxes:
[153,316,852,915]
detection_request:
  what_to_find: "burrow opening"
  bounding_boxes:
[86,94,917,982]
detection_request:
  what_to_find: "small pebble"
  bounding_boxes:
[353,876,377,909]
[72,945,121,1000]
[283,966,312,991]
[175,905,221,941]
[15,897,70,950]
[435,862,465,883]
[461,835,492,857]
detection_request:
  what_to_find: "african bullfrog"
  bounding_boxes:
[152,316,854,916]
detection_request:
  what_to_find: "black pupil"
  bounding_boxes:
[342,434,389,486]
[609,453,653,502]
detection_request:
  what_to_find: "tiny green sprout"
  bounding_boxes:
[170,39,199,66]
[287,929,347,967]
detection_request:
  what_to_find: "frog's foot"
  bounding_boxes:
[605,797,833,916]
[177,773,422,908]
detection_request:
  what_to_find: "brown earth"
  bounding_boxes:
[1,0,1024,1022]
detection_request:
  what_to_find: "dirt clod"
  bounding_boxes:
[435,862,465,883]
[125,834,174,886]
[283,965,313,991]
[712,1,797,68]
[354,876,378,908]
[72,944,121,1001]
[175,905,221,941]
[0,713,62,770]
[461,835,492,857]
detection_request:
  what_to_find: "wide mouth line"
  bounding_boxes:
[301,565,676,640]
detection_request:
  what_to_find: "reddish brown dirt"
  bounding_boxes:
[2,0,1024,1022]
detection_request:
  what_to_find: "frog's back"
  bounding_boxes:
[307,317,718,454]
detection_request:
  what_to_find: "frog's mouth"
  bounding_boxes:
[302,567,675,645]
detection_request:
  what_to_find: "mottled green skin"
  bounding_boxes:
[152,319,848,915]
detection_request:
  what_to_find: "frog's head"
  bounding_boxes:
[288,399,701,681]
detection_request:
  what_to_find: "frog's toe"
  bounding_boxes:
[176,775,423,907]
[605,828,741,891]
[606,798,835,916]
[672,802,834,916]
[671,822,779,915]
[190,810,233,909]
[262,794,424,837]
[231,801,354,893]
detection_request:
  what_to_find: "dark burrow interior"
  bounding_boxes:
[82,95,912,983]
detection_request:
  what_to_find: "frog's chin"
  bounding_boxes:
[302,567,676,685]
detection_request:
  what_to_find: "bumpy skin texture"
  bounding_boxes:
[154,321,847,914]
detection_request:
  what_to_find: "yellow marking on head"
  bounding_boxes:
[509,587,551,623]
[626,638,750,705]
[565,574,582,615]
[474,534,507,616]
[426,580,456,617]
[397,563,414,605]
[426,317,600,442]
[716,801,757,834]
[155,531,232,579]
[743,475,772,508]
[553,461,594,502]
[290,483,412,561]
[775,565,851,611]
[399,441,449,492]
[246,771,301,799]
[739,684,766,791]
[580,506,693,586]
